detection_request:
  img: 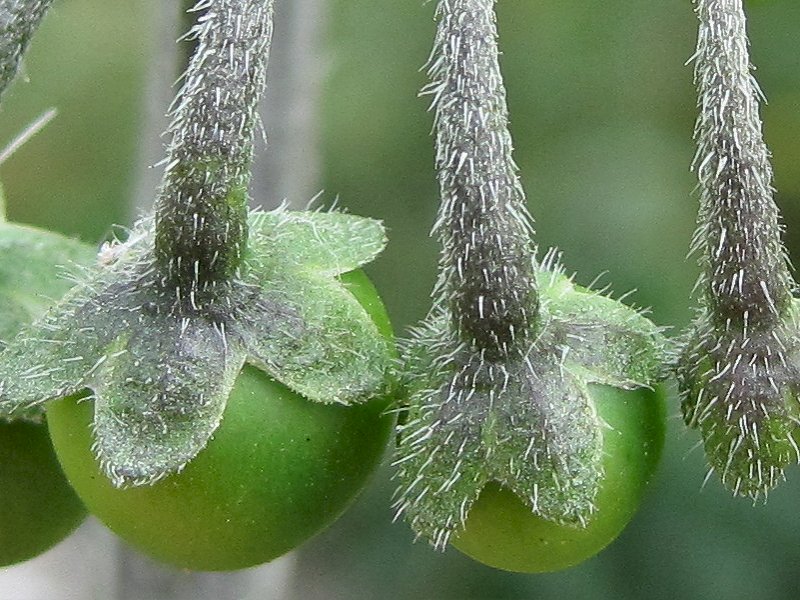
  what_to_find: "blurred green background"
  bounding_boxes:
[1,0,800,598]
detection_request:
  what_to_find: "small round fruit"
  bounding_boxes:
[451,384,665,573]
[46,270,395,571]
[0,420,86,566]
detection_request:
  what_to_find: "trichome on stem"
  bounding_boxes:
[394,0,666,551]
[678,0,800,498]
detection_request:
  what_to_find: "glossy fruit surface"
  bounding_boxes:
[47,270,395,571]
[452,384,665,573]
[0,420,86,566]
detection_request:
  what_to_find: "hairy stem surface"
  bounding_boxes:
[692,0,793,329]
[430,0,537,360]
[678,0,800,499]
[154,0,275,289]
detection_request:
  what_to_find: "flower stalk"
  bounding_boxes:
[429,0,537,360]
[691,0,793,329]
[393,0,666,550]
[678,0,800,498]
[154,0,275,289]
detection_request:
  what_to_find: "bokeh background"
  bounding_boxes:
[1,0,800,598]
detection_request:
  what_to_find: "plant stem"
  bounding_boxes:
[0,0,52,100]
[153,0,275,289]
[692,0,793,331]
[430,0,537,360]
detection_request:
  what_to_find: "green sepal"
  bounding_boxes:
[538,268,667,388]
[394,261,668,547]
[240,273,391,405]
[90,318,246,487]
[0,261,248,486]
[677,300,800,499]
[0,221,94,343]
[0,218,95,422]
[0,208,391,486]
[240,210,392,404]
[247,210,386,276]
